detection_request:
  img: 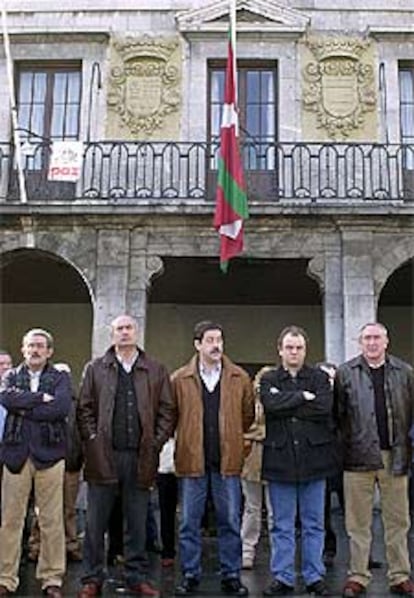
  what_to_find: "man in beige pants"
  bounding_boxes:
[335,323,414,598]
[0,329,71,597]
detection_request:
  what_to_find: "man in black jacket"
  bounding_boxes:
[335,322,414,598]
[261,326,337,597]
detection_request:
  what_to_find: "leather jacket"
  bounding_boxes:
[334,354,414,474]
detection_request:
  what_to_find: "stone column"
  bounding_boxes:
[308,250,344,366]
[92,229,130,356]
[127,230,165,347]
[324,250,344,366]
[342,231,376,359]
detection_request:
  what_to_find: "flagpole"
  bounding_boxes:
[1,1,27,203]
[230,0,237,108]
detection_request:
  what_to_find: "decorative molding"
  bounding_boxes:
[145,255,164,288]
[176,0,309,34]
[107,36,181,136]
[307,255,325,292]
[302,36,376,140]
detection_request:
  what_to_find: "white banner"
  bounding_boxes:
[48,141,83,182]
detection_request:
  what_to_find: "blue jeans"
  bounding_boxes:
[82,450,150,587]
[268,479,326,587]
[178,473,242,580]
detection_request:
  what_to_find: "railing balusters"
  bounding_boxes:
[4,140,414,203]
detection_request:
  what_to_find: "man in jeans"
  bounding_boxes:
[260,325,338,597]
[172,321,254,596]
[77,314,174,598]
[335,322,414,598]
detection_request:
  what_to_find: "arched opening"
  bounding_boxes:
[0,248,93,383]
[146,257,323,374]
[378,259,414,363]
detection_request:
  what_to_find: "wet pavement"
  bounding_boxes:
[16,505,414,597]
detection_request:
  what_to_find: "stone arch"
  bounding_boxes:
[373,238,414,300]
[1,247,94,383]
[377,256,414,363]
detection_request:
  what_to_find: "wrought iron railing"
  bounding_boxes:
[4,141,414,202]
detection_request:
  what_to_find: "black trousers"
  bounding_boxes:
[157,472,178,558]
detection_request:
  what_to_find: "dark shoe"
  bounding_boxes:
[307,579,329,596]
[368,558,382,569]
[161,557,175,568]
[0,586,11,596]
[263,580,294,596]
[43,587,63,598]
[77,583,102,598]
[127,581,160,597]
[221,578,249,596]
[390,579,414,596]
[342,581,366,597]
[175,577,200,596]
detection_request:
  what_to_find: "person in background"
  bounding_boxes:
[335,323,414,598]
[241,366,273,570]
[157,436,178,568]
[0,329,71,597]
[172,320,254,597]
[0,350,12,520]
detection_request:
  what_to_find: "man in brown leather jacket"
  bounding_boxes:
[335,322,414,598]
[172,321,254,597]
[77,314,174,598]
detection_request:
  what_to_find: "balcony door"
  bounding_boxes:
[208,60,278,201]
[10,62,82,200]
[399,63,414,199]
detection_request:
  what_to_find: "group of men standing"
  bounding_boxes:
[0,317,413,598]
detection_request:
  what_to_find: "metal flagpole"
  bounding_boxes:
[1,1,27,203]
[230,0,237,108]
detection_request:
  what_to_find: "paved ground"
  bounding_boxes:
[16,505,413,597]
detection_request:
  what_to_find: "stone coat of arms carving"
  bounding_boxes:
[302,36,376,139]
[107,36,181,137]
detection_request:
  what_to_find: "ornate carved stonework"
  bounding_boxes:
[302,36,376,140]
[107,36,181,138]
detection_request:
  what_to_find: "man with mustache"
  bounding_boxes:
[171,321,255,596]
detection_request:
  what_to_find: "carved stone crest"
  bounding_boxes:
[107,36,181,137]
[302,36,376,139]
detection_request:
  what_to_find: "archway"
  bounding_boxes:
[146,257,323,373]
[0,248,93,383]
[378,259,414,363]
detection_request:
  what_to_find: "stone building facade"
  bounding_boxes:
[1,0,414,379]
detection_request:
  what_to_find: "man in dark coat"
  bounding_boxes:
[335,322,414,598]
[261,325,338,597]
[77,314,174,598]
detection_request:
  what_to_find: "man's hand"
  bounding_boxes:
[43,393,55,403]
[303,391,316,401]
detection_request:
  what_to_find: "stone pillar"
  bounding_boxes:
[342,231,376,359]
[324,250,344,366]
[127,232,164,347]
[92,229,130,357]
[308,251,344,366]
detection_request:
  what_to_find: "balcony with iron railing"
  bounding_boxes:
[2,140,414,204]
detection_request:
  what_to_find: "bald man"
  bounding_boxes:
[77,315,174,598]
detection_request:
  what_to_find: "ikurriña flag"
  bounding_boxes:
[213,24,248,273]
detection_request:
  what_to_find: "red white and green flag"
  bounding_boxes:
[214,19,248,273]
